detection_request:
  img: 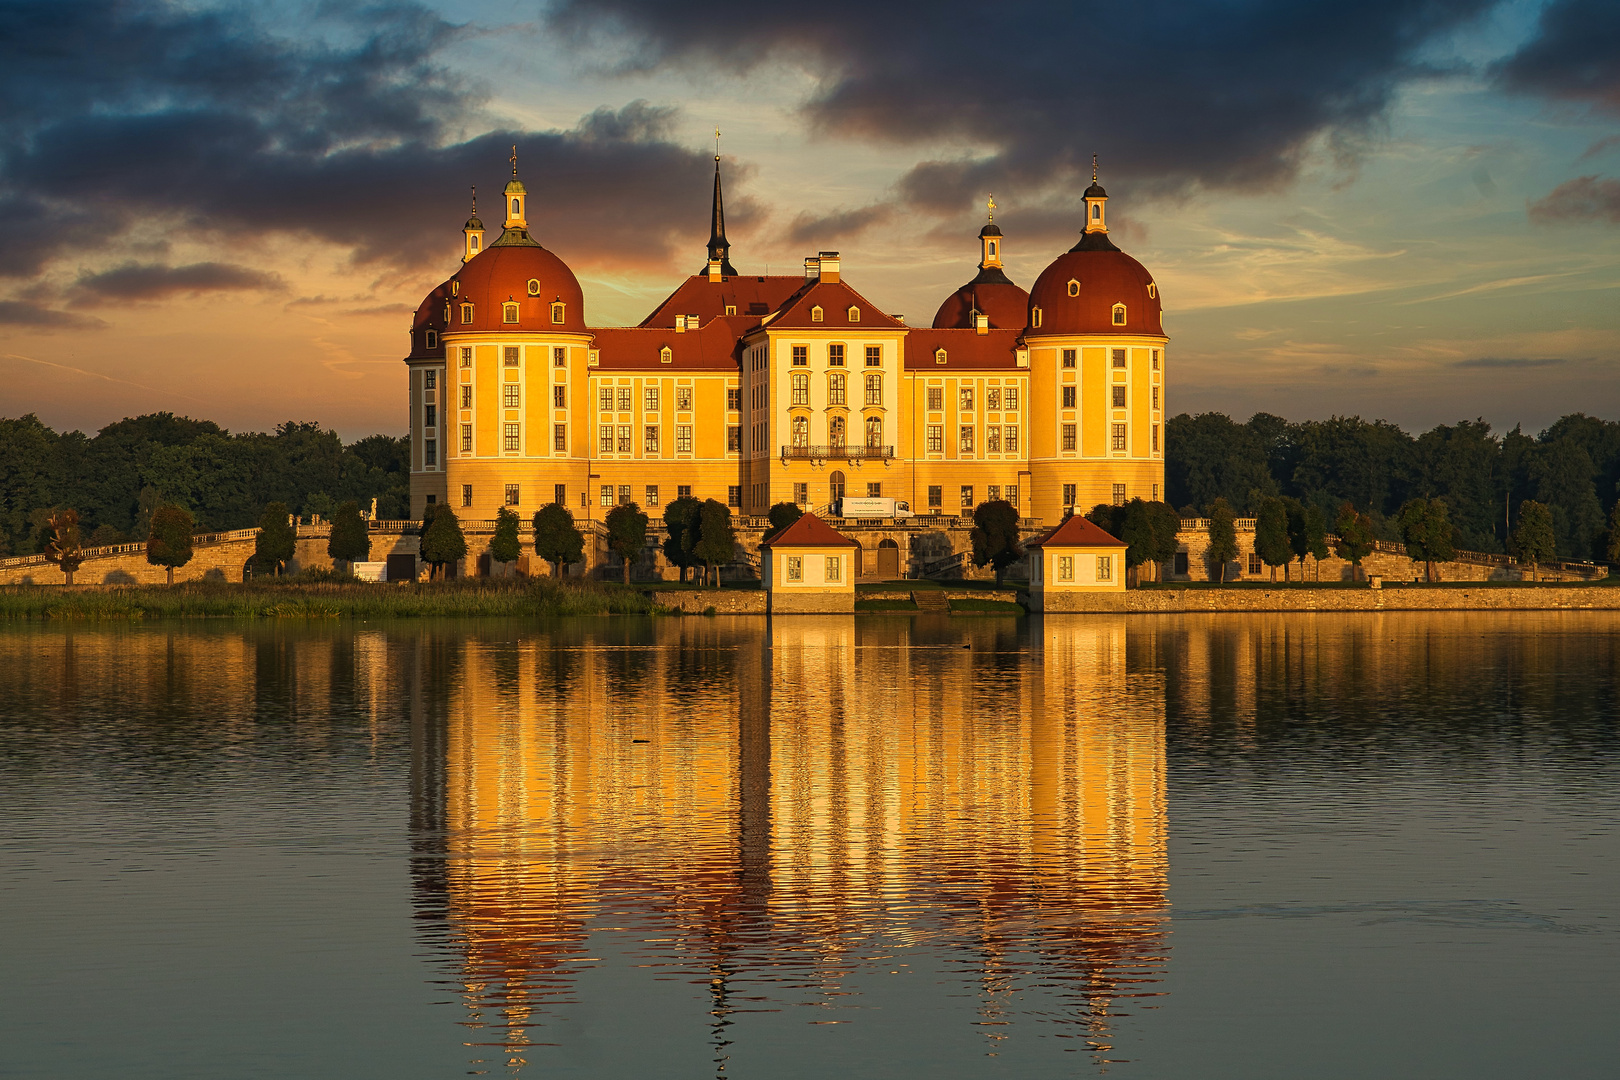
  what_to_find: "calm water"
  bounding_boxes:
[1,614,1616,1079]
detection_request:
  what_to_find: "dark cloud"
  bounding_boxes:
[0,300,105,330]
[0,1,749,281]
[1528,176,1620,224]
[1491,0,1620,115]
[550,0,1496,214]
[73,262,283,303]
[787,203,893,246]
[1454,356,1568,369]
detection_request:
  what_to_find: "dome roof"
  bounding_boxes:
[932,267,1030,330]
[428,240,588,336]
[408,279,453,359]
[1026,233,1162,337]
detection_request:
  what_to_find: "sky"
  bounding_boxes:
[1,0,1617,441]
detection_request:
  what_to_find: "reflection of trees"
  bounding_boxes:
[410,615,1170,1073]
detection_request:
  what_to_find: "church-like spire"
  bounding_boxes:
[705,130,738,278]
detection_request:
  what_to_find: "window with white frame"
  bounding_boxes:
[959,426,974,453]
[504,346,519,366]
[1005,387,1019,409]
[598,387,612,412]
[677,425,692,453]
[1058,556,1074,581]
[460,385,472,408]
[599,425,612,454]
[865,416,882,448]
[503,423,520,451]
[676,387,692,411]
[987,388,1001,409]
[461,484,472,507]
[926,425,943,453]
[791,372,809,405]
[824,555,841,582]
[616,387,632,411]
[644,387,659,412]
[460,424,472,453]
[503,303,520,324]
[1111,424,1127,451]
[959,387,973,410]
[644,426,659,453]
[1004,426,1019,453]
[1061,424,1076,451]
[960,485,973,508]
[786,555,803,582]
[1097,555,1113,581]
[828,372,846,405]
[504,385,520,409]
[864,373,882,405]
[505,484,520,506]
[828,343,844,367]
[460,347,472,367]
[927,387,943,410]
[551,302,565,324]
[865,345,881,366]
[554,424,566,451]
[987,427,1001,453]
[554,346,566,367]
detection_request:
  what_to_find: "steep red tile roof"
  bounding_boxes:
[639,274,806,329]
[760,512,857,548]
[765,280,905,330]
[1025,514,1126,548]
[903,327,1023,369]
[592,319,749,370]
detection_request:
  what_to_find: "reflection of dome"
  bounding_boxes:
[1026,233,1161,338]
[447,244,587,334]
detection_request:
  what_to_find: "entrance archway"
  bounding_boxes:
[829,470,846,510]
[876,538,900,579]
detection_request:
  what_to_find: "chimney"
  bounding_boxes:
[804,256,820,281]
[707,257,722,282]
[975,313,989,335]
[817,251,840,283]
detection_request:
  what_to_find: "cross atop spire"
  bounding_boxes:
[705,138,738,277]
[510,145,518,177]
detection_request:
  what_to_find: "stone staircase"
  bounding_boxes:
[912,590,951,613]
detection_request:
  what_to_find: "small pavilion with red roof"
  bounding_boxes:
[759,513,858,613]
[1024,514,1128,609]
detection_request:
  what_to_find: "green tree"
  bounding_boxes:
[1116,499,1166,584]
[1283,497,1309,580]
[1254,497,1293,582]
[253,501,296,576]
[1333,502,1375,581]
[1397,497,1457,583]
[1164,412,1276,511]
[1606,501,1620,566]
[41,508,84,585]
[1206,497,1238,584]
[1510,500,1556,581]
[327,500,371,570]
[489,506,522,567]
[662,495,703,584]
[766,501,803,537]
[145,504,195,584]
[605,501,650,585]
[532,503,584,577]
[1145,501,1183,582]
[693,499,736,588]
[420,504,467,580]
[1304,504,1330,581]
[133,485,164,540]
[970,500,1023,587]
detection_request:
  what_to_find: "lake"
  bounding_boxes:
[1,613,1615,1078]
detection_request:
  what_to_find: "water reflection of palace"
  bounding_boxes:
[408,617,1169,1073]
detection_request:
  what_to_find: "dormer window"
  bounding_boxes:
[527,278,541,296]
[1067,279,1080,297]
[1031,307,1042,329]
[443,303,450,322]
[847,306,860,322]
[503,303,520,324]
[660,346,673,364]
[725,305,736,316]
[551,302,565,324]
[935,347,947,365]
[425,330,437,350]
[452,280,460,296]
[1112,303,1127,326]
[811,305,823,323]
[461,303,474,323]
[1147,282,1157,299]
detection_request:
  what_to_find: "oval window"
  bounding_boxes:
[527,278,541,296]
[1147,282,1158,299]
[1067,279,1080,297]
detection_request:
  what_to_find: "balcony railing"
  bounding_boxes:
[780,444,895,461]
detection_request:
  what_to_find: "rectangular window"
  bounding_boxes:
[827,373,845,405]
[1062,483,1077,508]
[1004,426,1019,453]
[1113,483,1126,505]
[1152,484,1159,501]
[1112,386,1126,409]
[1062,386,1076,409]
[828,343,845,367]
[1112,348,1126,368]
[1006,484,1019,506]
[1152,349,1160,370]
[502,304,519,324]
[554,483,566,505]
[677,426,693,453]
[461,484,472,507]
[503,423,520,451]
[1152,386,1160,410]
[1112,424,1127,451]
[1152,424,1160,452]
[553,346,566,367]
[927,387,943,411]
[460,385,472,408]
[460,424,472,453]
[864,373,882,405]
[786,555,803,582]
[1248,552,1264,576]
[726,387,741,410]
[928,485,943,508]
[462,303,474,324]
[644,425,659,453]
[1061,424,1076,451]
[1058,556,1074,581]
[987,427,1001,453]
[867,482,882,498]
[675,387,692,411]
[598,387,612,412]
[865,345,881,367]
[960,485,974,508]
[1062,349,1076,368]
[959,426,974,453]
[645,484,659,506]
[601,485,613,507]
[988,485,1000,502]
[1005,387,1019,410]
[423,439,436,466]
[728,485,741,507]
[616,387,632,411]
[794,482,808,506]
[619,485,631,505]
[678,485,692,499]
[424,404,437,428]
[726,425,741,452]
[987,388,1001,410]
[1097,556,1113,581]
[553,385,566,408]
[959,387,973,410]
[598,425,612,454]
[792,345,808,366]
[425,370,437,390]
[824,555,841,583]
[460,347,472,367]
[504,346,519,366]
[504,384,520,409]
[644,387,660,412]
[551,303,565,325]
[791,372,809,405]
[504,484,520,507]
[926,424,943,453]
[617,425,632,453]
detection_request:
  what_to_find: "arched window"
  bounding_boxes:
[847,306,860,322]
[989,241,997,257]
[864,372,882,406]
[1092,204,1101,220]
[1031,307,1042,328]
[527,278,541,296]
[425,330,437,350]
[829,415,846,447]
[810,305,824,323]
[791,415,809,447]
[511,197,521,216]
[865,416,883,448]
[451,280,460,296]
[503,303,520,324]
[1067,279,1080,297]
[828,372,846,405]
[461,303,474,323]
[791,372,809,405]
[1146,282,1157,299]
[551,302,565,324]
[1112,303,1127,326]
[469,236,479,253]
[829,470,846,501]
[443,303,451,322]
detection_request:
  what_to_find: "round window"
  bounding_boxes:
[526,278,541,296]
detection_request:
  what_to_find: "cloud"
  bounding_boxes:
[73,262,284,303]
[1491,0,1620,115]
[1579,135,1620,162]
[0,2,751,280]
[1528,176,1620,224]
[787,203,893,245]
[1453,356,1568,369]
[0,301,105,330]
[550,0,1497,214]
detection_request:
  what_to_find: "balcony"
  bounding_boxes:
[780,444,895,461]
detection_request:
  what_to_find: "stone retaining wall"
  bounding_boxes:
[647,589,767,614]
[1018,584,1620,613]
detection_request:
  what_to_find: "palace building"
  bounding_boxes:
[405,157,1167,526]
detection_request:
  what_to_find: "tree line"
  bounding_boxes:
[1167,411,1620,561]
[0,413,409,556]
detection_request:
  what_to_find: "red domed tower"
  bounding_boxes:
[1024,163,1167,523]
[932,197,1030,331]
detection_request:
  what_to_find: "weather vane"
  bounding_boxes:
[987,193,996,223]
[470,185,476,214]
[510,145,518,177]
[1092,153,1099,182]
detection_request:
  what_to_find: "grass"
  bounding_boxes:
[1142,576,1614,590]
[0,577,667,620]
[855,579,1024,593]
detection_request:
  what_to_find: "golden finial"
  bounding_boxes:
[1092,153,1098,182]
[715,127,721,162]
[510,145,518,177]
[987,193,996,223]
[470,185,476,214]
